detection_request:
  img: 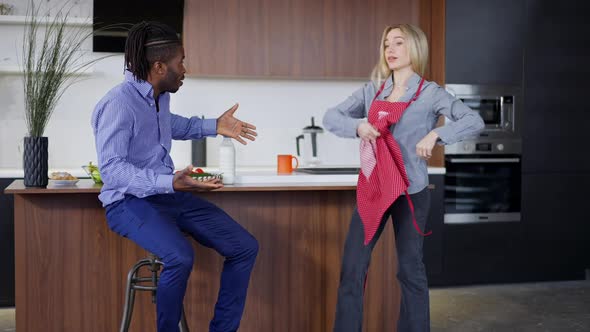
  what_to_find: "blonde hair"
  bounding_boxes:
[370,24,429,86]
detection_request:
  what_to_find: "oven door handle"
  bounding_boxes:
[448,158,520,163]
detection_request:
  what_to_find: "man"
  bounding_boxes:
[91,21,259,332]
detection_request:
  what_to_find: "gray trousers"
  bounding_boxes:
[333,188,431,332]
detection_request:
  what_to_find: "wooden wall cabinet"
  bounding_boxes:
[183,0,445,167]
[184,0,445,83]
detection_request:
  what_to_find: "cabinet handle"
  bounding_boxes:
[428,184,435,190]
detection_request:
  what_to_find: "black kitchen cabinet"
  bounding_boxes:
[437,222,531,286]
[521,106,588,173]
[521,0,590,174]
[0,178,15,307]
[446,0,525,85]
[424,174,444,284]
[438,0,590,286]
[521,173,590,280]
[521,0,590,278]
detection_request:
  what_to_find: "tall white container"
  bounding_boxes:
[219,136,235,184]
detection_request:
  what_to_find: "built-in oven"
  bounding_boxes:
[443,84,522,224]
[444,155,521,224]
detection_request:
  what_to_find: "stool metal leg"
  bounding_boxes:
[120,256,191,332]
[120,288,136,332]
[179,306,190,332]
[120,259,151,332]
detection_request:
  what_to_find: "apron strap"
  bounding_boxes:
[373,76,426,104]
[404,190,432,236]
[372,79,388,102]
[403,78,431,237]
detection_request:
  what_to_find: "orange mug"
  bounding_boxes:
[277,154,299,174]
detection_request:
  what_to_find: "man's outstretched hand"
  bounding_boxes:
[173,165,223,192]
[216,103,258,145]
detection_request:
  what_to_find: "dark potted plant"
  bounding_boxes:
[21,1,103,187]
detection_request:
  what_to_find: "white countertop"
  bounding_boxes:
[0,166,445,183]
[235,167,444,184]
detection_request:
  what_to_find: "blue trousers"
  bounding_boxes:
[106,191,259,332]
[333,188,431,332]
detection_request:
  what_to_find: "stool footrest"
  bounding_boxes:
[120,255,190,332]
[132,285,158,291]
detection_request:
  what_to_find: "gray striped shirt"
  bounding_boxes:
[323,73,484,194]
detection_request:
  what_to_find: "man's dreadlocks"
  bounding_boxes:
[124,21,181,81]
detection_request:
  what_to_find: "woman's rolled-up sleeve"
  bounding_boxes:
[432,86,485,145]
[323,83,372,138]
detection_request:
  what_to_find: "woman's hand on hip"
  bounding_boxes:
[416,131,439,160]
[357,122,381,142]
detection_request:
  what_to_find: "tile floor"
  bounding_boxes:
[0,280,588,331]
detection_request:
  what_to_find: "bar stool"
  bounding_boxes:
[120,252,190,332]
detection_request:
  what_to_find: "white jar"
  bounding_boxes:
[219,136,235,184]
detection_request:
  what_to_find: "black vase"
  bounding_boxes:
[23,136,48,187]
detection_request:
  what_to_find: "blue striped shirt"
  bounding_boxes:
[91,71,217,207]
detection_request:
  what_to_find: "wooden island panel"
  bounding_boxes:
[8,181,400,332]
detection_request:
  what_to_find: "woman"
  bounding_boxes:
[323,24,484,332]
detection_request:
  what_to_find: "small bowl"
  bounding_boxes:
[82,165,103,184]
[189,172,223,182]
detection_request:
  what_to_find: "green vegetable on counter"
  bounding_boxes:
[84,162,103,184]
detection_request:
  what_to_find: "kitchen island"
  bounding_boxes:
[5,169,444,332]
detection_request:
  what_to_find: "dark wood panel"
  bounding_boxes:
[14,194,136,331]
[424,0,445,168]
[428,0,445,85]
[428,116,445,168]
[12,189,407,332]
[0,178,15,307]
[13,195,25,329]
[183,0,436,79]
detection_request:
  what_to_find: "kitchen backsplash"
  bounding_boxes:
[0,54,366,170]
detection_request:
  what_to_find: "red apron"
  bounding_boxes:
[357,78,432,245]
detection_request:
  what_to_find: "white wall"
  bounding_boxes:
[0,0,365,170]
[1,0,92,17]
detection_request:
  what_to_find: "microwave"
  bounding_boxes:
[461,95,514,131]
[444,84,522,155]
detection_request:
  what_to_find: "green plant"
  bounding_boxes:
[0,3,14,15]
[21,0,108,137]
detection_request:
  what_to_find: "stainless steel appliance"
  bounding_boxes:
[444,84,521,155]
[444,155,521,224]
[443,84,522,224]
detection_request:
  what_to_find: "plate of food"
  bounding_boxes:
[187,168,223,182]
[49,172,79,186]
